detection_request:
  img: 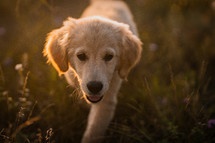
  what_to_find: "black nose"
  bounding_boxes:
[87,81,103,94]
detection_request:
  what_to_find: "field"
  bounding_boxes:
[0,0,215,142]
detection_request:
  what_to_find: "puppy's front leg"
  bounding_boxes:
[81,97,117,143]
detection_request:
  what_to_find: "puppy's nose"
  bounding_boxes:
[87,81,103,94]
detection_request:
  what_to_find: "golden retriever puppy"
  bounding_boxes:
[44,0,142,142]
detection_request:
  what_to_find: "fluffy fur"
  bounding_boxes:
[44,0,142,142]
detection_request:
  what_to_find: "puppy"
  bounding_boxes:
[44,0,142,142]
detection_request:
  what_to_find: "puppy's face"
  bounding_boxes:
[69,46,117,103]
[44,17,142,103]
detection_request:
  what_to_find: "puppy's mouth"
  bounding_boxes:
[86,95,103,103]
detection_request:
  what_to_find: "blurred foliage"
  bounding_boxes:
[0,0,215,142]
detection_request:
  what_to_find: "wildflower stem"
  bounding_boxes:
[22,71,30,96]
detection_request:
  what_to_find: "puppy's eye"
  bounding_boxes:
[104,54,113,62]
[77,53,87,61]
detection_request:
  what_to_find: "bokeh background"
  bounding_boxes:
[1,0,215,142]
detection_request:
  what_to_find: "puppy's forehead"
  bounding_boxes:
[71,19,122,50]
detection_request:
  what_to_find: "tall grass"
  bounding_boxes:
[0,0,215,142]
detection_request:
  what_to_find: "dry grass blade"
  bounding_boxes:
[27,101,38,120]
[11,116,41,138]
[0,64,5,85]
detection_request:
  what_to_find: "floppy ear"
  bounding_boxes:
[119,28,142,80]
[43,18,75,75]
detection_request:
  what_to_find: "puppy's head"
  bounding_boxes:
[44,16,142,103]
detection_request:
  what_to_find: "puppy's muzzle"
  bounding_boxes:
[86,81,103,103]
[87,81,103,95]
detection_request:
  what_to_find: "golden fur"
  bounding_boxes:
[44,0,142,142]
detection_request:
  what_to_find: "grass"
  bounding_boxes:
[0,0,215,142]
